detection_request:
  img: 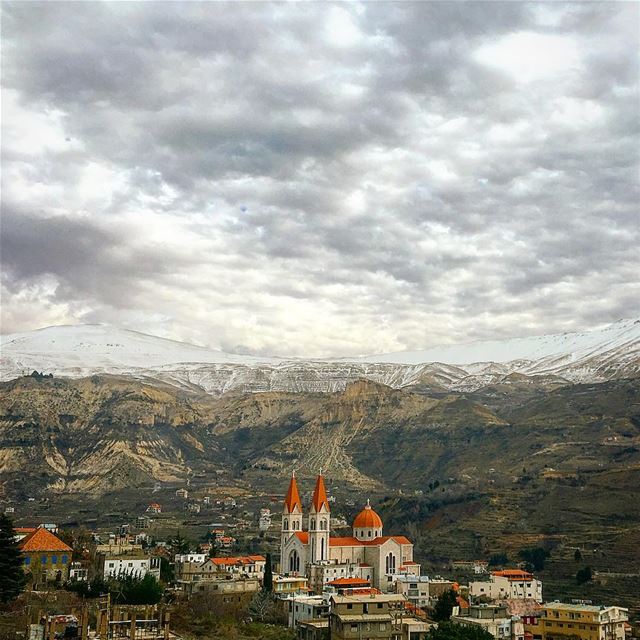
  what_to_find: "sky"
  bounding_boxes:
[1,2,638,357]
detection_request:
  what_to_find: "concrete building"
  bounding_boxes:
[394,576,457,609]
[101,554,161,580]
[470,570,542,603]
[274,574,309,596]
[451,603,524,640]
[525,602,629,640]
[329,593,409,640]
[286,594,330,628]
[201,555,265,579]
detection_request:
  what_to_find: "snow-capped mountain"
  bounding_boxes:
[1,319,638,394]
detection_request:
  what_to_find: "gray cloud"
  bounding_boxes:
[1,1,638,356]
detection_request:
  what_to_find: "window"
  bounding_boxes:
[42,556,47,564]
[368,530,372,537]
[377,603,383,609]
[61,555,68,564]
[321,519,326,530]
[284,519,288,530]
[350,625,357,632]
[51,555,57,564]
[311,518,315,529]
[24,556,31,565]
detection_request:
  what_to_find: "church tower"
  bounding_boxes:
[281,471,303,569]
[308,473,330,563]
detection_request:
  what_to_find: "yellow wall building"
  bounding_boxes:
[525,602,628,640]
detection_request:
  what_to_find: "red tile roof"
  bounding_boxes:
[295,531,309,544]
[284,473,303,513]
[327,577,370,586]
[293,532,412,547]
[209,555,265,565]
[15,527,37,534]
[492,569,534,581]
[19,528,72,553]
[311,474,330,512]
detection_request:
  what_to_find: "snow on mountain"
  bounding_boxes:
[1,319,638,393]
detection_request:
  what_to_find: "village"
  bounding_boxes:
[1,472,635,640]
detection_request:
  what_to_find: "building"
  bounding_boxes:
[100,554,161,580]
[18,527,73,588]
[452,560,489,575]
[470,570,542,603]
[329,593,409,640]
[201,555,266,579]
[525,602,629,640]
[176,489,188,499]
[297,619,329,640]
[69,562,89,582]
[451,603,524,640]
[259,513,272,531]
[281,472,420,593]
[394,576,457,610]
[175,553,208,564]
[274,574,310,596]
[286,594,330,628]
[146,502,162,514]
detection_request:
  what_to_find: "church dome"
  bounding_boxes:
[353,500,383,529]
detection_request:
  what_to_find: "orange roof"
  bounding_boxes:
[19,528,72,553]
[492,569,533,581]
[295,531,309,544]
[353,500,383,529]
[15,527,37,534]
[210,555,265,565]
[329,535,411,547]
[284,473,302,513]
[457,595,470,609]
[327,577,370,586]
[311,474,329,512]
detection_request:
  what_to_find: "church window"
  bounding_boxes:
[289,550,300,573]
[321,519,326,530]
[368,530,372,537]
[311,518,315,529]
[321,538,325,559]
[284,519,288,530]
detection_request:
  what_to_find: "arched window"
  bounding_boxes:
[386,553,395,574]
[289,550,300,573]
[320,519,326,530]
[283,518,289,531]
[321,538,325,560]
[368,530,372,537]
[312,539,316,560]
[310,518,315,530]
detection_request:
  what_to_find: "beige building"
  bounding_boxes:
[329,593,409,640]
[451,604,524,640]
[470,570,542,603]
[525,602,628,640]
[394,576,456,609]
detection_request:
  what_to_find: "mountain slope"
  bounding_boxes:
[1,319,638,393]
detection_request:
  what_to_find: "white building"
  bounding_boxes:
[286,594,330,628]
[470,570,542,603]
[175,553,207,564]
[102,555,161,580]
[452,604,524,640]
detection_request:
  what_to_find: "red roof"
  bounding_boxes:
[19,528,72,553]
[284,473,302,513]
[311,474,330,512]
[209,555,265,566]
[353,500,383,529]
[327,577,370,586]
[330,535,411,547]
[492,569,534,581]
[295,531,309,544]
[15,527,37,534]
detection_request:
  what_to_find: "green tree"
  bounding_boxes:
[111,574,163,605]
[488,553,508,567]
[169,533,190,554]
[263,553,273,593]
[159,557,174,583]
[574,549,582,562]
[576,566,592,584]
[0,514,26,604]
[428,622,494,640]
[519,547,548,572]
[432,589,458,622]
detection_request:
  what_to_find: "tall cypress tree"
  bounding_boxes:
[263,552,273,592]
[0,514,26,604]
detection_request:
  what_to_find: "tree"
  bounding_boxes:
[519,547,548,572]
[263,553,273,592]
[432,589,458,622]
[159,556,174,583]
[428,622,494,640]
[576,566,592,584]
[111,574,163,605]
[574,549,582,562]
[0,514,26,604]
[169,533,190,554]
[488,553,508,567]
[248,589,276,623]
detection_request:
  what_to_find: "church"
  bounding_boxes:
[280,472,420,593]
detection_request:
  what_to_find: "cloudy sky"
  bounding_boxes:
[1,2,638,357]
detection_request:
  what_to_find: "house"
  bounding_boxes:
[176,489,188,499]
[18,527,73,588]
[524,602,628,640]
[296,619,329,640]
[224,496,237,508]
[137,515,152,529]
[14,527,37,542]
[146,502,162,514]
[329,593,409,640]
[69,562,89,581]
[201,555,266,579]
[394,575,456,609]
[286,594,330,628]
[452,560,489,575]
[274,574,309,595]
[259,513,272,531]
[100,554,161,580]
[451,603,523,640]
[470,570,542,603]
[187,503,201,514]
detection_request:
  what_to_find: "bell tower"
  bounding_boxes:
[281,471,303,558]
[308,472,330,563]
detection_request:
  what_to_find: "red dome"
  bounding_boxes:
[353,501,383,529]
